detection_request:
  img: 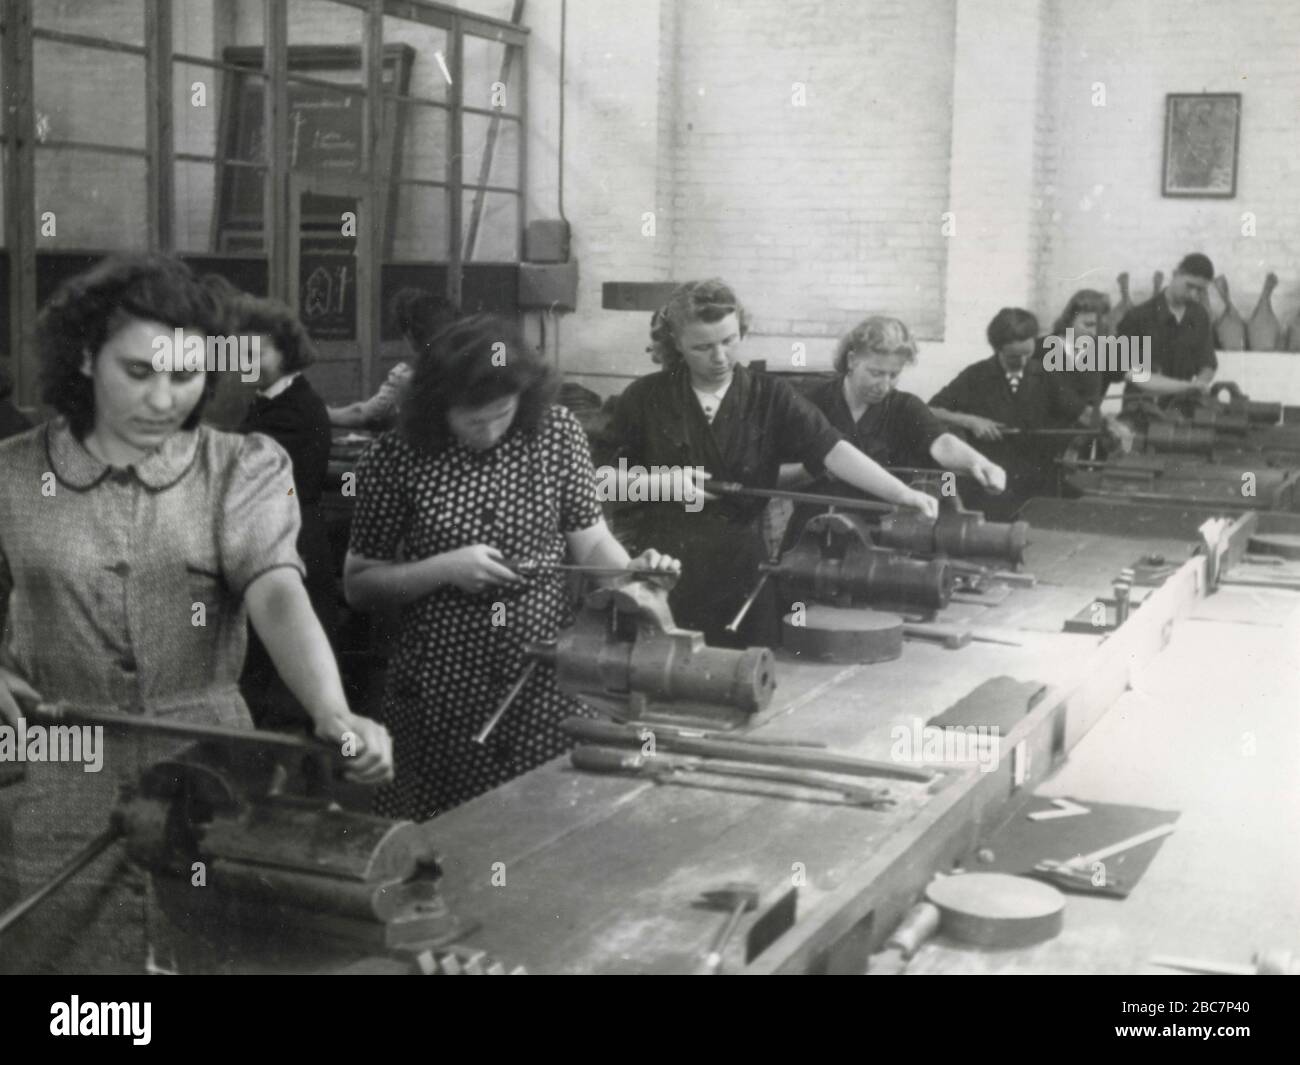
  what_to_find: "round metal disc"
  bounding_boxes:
[925,873,1065,948]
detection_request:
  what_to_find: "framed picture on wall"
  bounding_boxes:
[1162,93,1241,198]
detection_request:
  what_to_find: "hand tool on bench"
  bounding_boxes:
[903,621,1023,648]
[696,883,760,974]
[1034,822,1177,890]
[613,718,827,749]
[561,715,934,783]
[473,660,540,746]
[946,559,1037,587]
[1150,949,1300,976]
[570,745,894,807]
[503,558,679,584]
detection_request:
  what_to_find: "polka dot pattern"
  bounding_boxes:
[349,405,603,821]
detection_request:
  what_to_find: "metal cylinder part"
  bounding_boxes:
[546,635,776,713]
[877,510,1028,567]
[1144,420,1216,458]
[775,541,952,612]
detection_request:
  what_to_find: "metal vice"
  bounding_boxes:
[37,738,469,970]
[528,581,777,728]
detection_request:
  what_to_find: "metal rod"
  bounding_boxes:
[999,428,1106,438]
[473,660,540,746]
[33,706,322,752]
[0,825,123,938]
[724,571,770,634]
[504,559,644,578]
[706,480,895,514]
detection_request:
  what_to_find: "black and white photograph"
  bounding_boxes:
[0,0,1296,1026]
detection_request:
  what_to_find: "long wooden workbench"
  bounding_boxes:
[422,500,1221,974]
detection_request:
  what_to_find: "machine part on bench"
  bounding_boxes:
[772,511,953,613]
[875,508,1029,567]
[530,581,776,728]
[1246,532,1300,560]
[1144,421,1216,458]
[925,873,1065,948]
[2,740,473,962]
[782,605,904,663]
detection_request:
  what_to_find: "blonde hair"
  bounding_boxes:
[648,279,751,367]
[833,316,918,374]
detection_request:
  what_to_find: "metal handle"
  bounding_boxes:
[473,660,540,746]
[0,824,124,938]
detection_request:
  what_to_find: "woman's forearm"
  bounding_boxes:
[930,432,987,474]
[245,570,351,730]
[929,407,976,431]
[822,440,913,505]
[344,553,447,611]
[567,521,632,571]
[1131,373,1198,396]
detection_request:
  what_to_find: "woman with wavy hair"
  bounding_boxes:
[0,253,392,973]
[343,313,678,821]
[602,279,938,648]
[1033,288,1122,410]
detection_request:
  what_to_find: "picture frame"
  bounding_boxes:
[1161,92,1241,198]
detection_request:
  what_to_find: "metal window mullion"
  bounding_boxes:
[3,0,36,407]
[517,37,526,263]
[364,0,383,394]
[267,0,288,300]
[146,0,172,251]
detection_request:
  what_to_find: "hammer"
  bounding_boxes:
[696,882,760,974]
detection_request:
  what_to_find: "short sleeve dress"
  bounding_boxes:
[349,404,602,821]
[0,419,304,973]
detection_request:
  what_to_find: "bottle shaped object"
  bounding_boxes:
[1213,276,1246,351]
[1246,272,1282,351]
[1105,272,1132,335]
[1284,296,1300,353]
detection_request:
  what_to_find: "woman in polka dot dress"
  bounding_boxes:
[344,315,679,821]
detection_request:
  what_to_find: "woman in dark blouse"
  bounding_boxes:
[602,279,938,648]
[234,296,337,729]
[344,315,678,822]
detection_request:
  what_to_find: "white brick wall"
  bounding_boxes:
[1036,0,1300,339]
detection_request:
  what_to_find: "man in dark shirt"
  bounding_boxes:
[1116,252,1217,416]
[930,307,1128,520]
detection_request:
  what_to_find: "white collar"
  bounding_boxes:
[259,372,300,401]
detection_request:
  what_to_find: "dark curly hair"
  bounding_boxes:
[388,287,457,351]
[985,307,1039,351]
[399,313,557,455]
[38,253,227,439]
[231,295,318,376]
[648,279,751,368]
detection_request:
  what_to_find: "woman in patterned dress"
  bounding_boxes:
[344,315,679,821]
[0,253,393,972]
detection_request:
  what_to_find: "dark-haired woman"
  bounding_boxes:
[0,253,392,972]
[328,287,456,429]
[234,296,337,729]
[601,279,938,649]
[343,314,678,821]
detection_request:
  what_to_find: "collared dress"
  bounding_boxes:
[348,404,602,822]
[604,364,843,647]
[930,356,1086,520]
[0,420,304,973]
